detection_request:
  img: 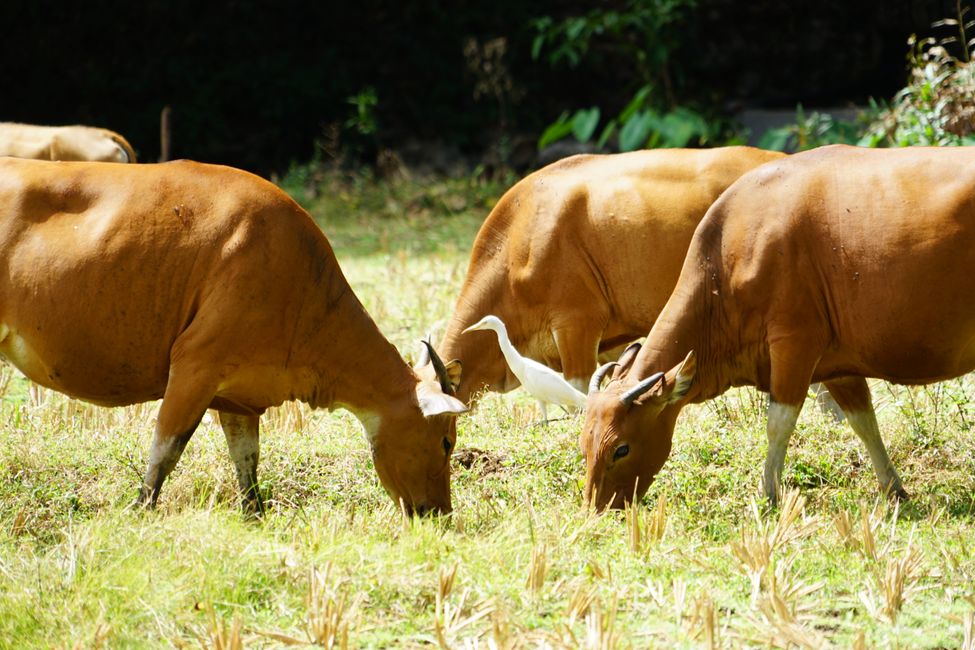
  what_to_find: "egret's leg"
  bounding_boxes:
[536,399,548,424]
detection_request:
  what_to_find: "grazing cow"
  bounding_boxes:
[423,147,787,409]
[0,122,137,163]
[0,158,466,516]
[582,144,975,510]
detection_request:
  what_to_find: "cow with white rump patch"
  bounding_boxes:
[583,145,975,510]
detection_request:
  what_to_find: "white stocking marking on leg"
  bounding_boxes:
[568,377,588,395]
[763,402,801,503]
[146,435,186,477]
[845,410,905,496]
[222,421,260,488]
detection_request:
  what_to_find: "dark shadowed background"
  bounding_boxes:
[0,1,954,175]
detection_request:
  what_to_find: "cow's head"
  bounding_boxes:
[580,345,696,510]
[369,341,466,516]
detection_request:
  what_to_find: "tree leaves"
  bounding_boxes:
[571,107,601,142]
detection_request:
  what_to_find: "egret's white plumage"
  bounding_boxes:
[462,315,586,421]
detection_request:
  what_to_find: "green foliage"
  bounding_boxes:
[861,35,975,146]
[531,1,717,153]
[853,3,975,147]
[531,0,695,84]
[537,85,717,152]
[620,105,713,150]
[757,6,975,152]
[278,160,513,257]
[345,86,379,137]
[758,104,863,152]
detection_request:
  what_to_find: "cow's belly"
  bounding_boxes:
[0,325,49,384]
[817,328,975,386]
[214,366,313,415]
[0,322,168,406]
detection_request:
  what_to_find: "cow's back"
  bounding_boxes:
[0,123,134,162]
[479,147,784,352]
[0,158,337,405]
[696,145,975,384]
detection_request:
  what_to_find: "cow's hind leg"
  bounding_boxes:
[811,382,846,422]
[136,371,215,509]
[821,376,907,500]
[218,411,265,517]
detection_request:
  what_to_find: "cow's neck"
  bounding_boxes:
[636,262,761,403]
[304,285,416,424]
[438,288,513,404]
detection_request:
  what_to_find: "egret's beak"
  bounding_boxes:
[462,323,484,334]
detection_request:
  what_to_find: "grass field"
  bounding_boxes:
[0,167,974,648]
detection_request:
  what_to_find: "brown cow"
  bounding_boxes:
[582,144,975,510]
[0,122,137,163]
[423,147,787,410]
[0,158,466,516]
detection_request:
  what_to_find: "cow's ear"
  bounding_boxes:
[444,359,462,393]
[662,351,696,404]
[416,381,468,417]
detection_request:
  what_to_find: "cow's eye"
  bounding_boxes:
[613,444,630,461]
[442,437,452,455]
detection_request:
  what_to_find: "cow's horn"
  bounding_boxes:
[416,340,431,367]
[617,341,643,366]
[422,340,454,395]
[619,372,665,406]
[589,362,618,394]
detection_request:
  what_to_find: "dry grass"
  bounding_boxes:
[0,169,973,647]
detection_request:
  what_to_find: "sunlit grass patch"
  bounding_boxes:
[0,169,973,647]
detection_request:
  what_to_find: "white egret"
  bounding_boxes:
[462,315,586,422]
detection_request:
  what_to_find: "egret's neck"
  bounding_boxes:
[487,324,525,376]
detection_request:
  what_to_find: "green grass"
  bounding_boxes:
[0,168,974,648]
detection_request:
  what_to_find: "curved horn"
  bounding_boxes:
[589,362,619,395]
[415,340,431,368]
[620,340,642,357]
[422,340,454,395]
[614,341,643,376]
[618,341,642,363]
[619,372,664,406]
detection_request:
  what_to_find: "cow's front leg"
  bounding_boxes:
[136,373,212,509]
[552,322,604,395]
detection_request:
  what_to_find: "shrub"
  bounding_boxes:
[861,35,975,146]
[530,0,727,152]
[860,2,975,146]
[757,105,864,152]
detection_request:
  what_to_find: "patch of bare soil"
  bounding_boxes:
[452,447,507,477]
